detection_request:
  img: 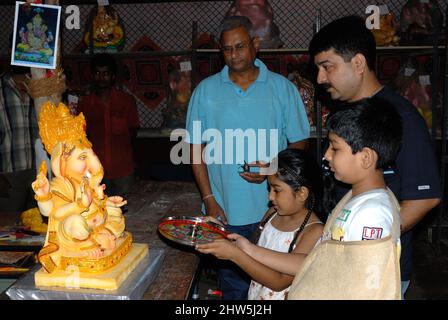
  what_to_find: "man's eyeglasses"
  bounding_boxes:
[221,40,252,55]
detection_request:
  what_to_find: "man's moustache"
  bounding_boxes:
[321,83,331,90]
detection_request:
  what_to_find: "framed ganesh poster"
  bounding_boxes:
[11,2,61,70]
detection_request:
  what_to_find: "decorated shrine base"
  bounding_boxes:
[35,243,149,290]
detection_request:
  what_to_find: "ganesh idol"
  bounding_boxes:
[32,101,147,290]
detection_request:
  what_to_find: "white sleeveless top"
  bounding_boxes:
[247,213,322,300]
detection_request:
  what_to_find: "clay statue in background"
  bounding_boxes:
[225,0,283,48]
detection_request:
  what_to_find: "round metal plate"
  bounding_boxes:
[158,215,229,247]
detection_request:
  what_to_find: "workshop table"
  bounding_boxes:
[124,179,202,300]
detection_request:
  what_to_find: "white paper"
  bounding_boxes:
[180,61,192,72]
[68,94,79,104]
[419,75,431,86]
[405,68,415,77]
[68,94,79,115]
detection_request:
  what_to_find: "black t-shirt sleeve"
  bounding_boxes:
[378,87,441,200]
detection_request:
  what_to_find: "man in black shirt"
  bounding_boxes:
[309,15,441,299]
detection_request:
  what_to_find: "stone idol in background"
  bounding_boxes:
[391,56,442,130]
[225,0,283,49]
[31,101,148,290]
[162,59,192,129]
[400,0,444,45]
[83,4,125,53]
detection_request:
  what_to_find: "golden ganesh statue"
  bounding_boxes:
[32,101,148,290]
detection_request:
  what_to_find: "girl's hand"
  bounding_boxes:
[227,233,253,254]
[196,239,237,260]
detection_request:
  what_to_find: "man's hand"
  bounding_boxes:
[204,197,228,224]
[239,161,268,184]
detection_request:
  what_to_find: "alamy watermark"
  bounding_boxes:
[169,121,279,174]
[64,4,384,31]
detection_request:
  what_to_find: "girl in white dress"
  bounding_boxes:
[197,149,324,300]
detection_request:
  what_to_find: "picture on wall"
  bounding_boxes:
[11,2,61,70]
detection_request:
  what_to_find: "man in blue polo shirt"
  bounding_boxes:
[186,15,310,299]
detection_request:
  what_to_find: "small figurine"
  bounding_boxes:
[371,13,400,46]
[83,5,125,52]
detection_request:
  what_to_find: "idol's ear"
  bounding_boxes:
[50,142,64,177]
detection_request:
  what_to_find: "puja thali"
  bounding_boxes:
[158,216,229,247]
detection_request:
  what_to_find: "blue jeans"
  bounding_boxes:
[218,222,259,300]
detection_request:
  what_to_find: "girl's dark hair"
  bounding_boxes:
[251,149,325,252]
[275,149,322,213]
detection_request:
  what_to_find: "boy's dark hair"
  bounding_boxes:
[90,53,117,75]
[219,15,254,40]
[326,97,403,169]
[309,15,376,70]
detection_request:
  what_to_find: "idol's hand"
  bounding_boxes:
[79,178,93,208]
[107,196,127,208]
[32,172,50,199]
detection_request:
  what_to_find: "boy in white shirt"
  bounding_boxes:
[321,97,402,244]
[288,96,403,299]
